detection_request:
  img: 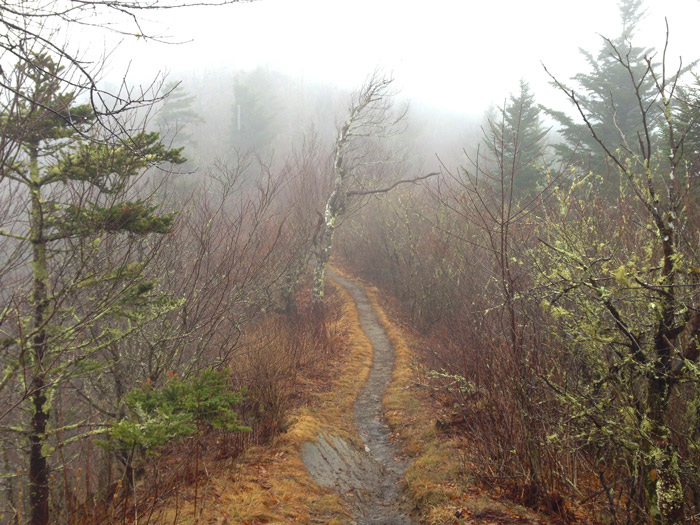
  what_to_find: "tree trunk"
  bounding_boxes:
[645,333,684,524]
[28,149,50,525]
[29,387,49,525]
[645,235,684,524]
[652,440,684,525]
[311,219,334,304]
[312,177,343,304]
[647,213,685,524]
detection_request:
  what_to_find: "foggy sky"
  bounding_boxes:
[101,0,700,116]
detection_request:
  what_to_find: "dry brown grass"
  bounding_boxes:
[357,280,548,525]
[133,266,547,524]
[152,277,375,524]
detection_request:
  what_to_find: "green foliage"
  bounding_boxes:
[543,0,658,178]
[102,369,250,454]
[0,51,185,374]
[0,50,189,524]
[426,369,476,396]
[52,131,185,191]
[484,79,549,198]
[62,200,175,236]
[534,154,700,521]
[1,52,95,149]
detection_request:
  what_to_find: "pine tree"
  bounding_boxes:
[544,0,657,178]
[0,53,184,525]
[483,80,549,199]
[674,76,700,171]
[155,81,204,151]
[231,69,279,153]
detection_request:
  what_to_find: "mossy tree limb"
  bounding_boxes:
[543,27,699,523]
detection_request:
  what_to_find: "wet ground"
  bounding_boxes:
[301,270,414,524]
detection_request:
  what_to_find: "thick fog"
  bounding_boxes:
[69,0,698,172]
[109,0,700,112]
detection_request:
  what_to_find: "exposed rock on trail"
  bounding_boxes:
[301,270,413,524]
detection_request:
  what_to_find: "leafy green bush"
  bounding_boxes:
[101,368,250,455]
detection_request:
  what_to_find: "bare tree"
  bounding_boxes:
[312,70,437,303]
[276,129,331,315]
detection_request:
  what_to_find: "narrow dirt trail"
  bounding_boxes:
[302,270,414,524]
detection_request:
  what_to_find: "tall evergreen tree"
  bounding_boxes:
[483,80,549,199]
[231,69,279,153]
[156,81,204,151]
[0,54,183,525]
[544,0,657,177]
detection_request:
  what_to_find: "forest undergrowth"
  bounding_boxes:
[331,267,551,525]
[130,278,375,524]
[358,269,588,524]
[141,269,559,525]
